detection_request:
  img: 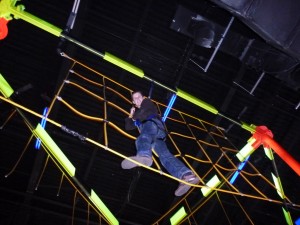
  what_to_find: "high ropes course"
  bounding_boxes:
[1,0,300,224]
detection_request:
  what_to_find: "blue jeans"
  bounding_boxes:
[136,119,191,179]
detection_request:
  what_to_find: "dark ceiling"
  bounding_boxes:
[1,0,300,225]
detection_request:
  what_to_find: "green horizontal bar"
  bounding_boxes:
[170,206,187,225]
[89,189,119,225]
[34,124,76,176]
[103,52,144,78]
[0,73,14,98]
[176,88,218,114]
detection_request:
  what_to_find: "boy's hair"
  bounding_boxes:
[132,90,144,97]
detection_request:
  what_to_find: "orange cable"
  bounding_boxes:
[103,78,108,146]
[71,70,132,104]
[232,193,255,225]
[4,133,33,178]
[59,53,300,221]
[57,173,64,197]
[67,81,129,115]
[62,53,132,91]
[58,97,135,140]
[216,192,233,225]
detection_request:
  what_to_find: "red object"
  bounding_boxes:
[252,126,300,176]
[0,18,9,40]
[252,126,273,149]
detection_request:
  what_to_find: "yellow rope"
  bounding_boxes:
[232,193,255,224]
[58,97,136,140]
[0,96,61,127]
[103,77,108,147]
[2,88,298,206]
[216,192,233,225]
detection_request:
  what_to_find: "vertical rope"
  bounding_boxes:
[103,76,108,147]
[87,203,90,225]
[232,193,255,225]
[0,108,16,129]
[5,134,34,177]
[57,173,65,196]
[216,192,233,225]
[184,199,196,225]
[35,155,50,190]
[72,190,78,225]
[47,61,77,118]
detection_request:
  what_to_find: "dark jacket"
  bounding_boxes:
[125,98,159,130]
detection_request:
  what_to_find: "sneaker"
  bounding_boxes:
[121,156,153,169]
[175,173,200,196]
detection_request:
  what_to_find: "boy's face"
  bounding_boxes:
[132,92,143,108]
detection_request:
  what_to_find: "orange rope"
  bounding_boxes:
[3,52,299,225]
[59,54,300,223]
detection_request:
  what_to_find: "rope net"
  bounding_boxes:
[2,53,299,225]
[55,54,299,224]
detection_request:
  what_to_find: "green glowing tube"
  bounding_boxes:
[241,122,256,133]
[271,173,284,199]
[282,207,293,225]
[34,124,76,177]
[0,73,14,98]
[176,88,218,114]
[264,147,273,160]
[89,189,119,225]
[103,52,144,78]
[236,137,256,162]
[201,174,221,197]
[170,206,187,225]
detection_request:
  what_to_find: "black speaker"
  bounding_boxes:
[212,0,300,60]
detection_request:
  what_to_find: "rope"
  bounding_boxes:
[2,53,300,225]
